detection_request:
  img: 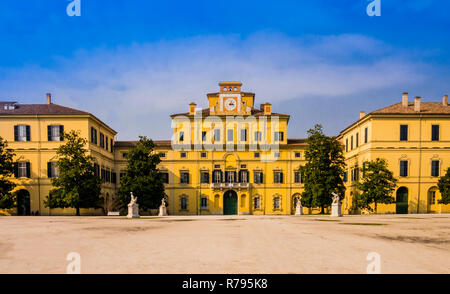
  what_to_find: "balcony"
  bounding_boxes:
[210,182,250,191]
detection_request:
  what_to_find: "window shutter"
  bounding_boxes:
[59,125,64,141]
[273,172,277,183]
[14,125,18,141]
[13,162,18,178]
[220,171,223,183]
[47,162,52,178]
[48,126,52,141]
[186,173,189,184]
[280,172,283,183]
[26,125,30,141]
[26,162,31,178]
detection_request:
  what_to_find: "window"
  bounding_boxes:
[227,129,234,142]
[400,161,408,177]
[180,172,189,184]
[240,129,247,141]
[48,125,63,141]
[356,133,359,148]
[111,172,117,184]
[214,129,221,141]
[180,197,188,210]
[431,161,439,177]
[100,133,105,148]
[254,152,260,158]
[274,132,284,142]
[122,152,128,159]
[105,136,109,151]
[429,191,436,205]
[273,197,281,210]
[159,152,166,158]
[16,162,30,178]
[274,152,280,158]
[345,138,348,152]
[214,164,221,169]
[225,171,236,183]
[110,138,114,153]
[295,152,301,158]
[200,172,210,183]
[180,152,187,158]
[239,170,249,183]
[14,125,30,142]
[179,131,184,142]
[253,197,261,210]
[254,131,262,142]
[161,172,169,184]
[213,170,222,183]
[343,171,348,183]
[294,171,302,183]
[364,127,368,144]
[351,136,354,150]
[351,167,359,181]
[201,152,207,158]
[400,125,408,141]
[47,162,58,178]
[202,131,207,142]
[90,127,97,144]
[200,197,208,210]
[273,171,283,183]
[432,125,439,141]
[254,172,263,184]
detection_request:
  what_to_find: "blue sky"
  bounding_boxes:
[1,0,449,140]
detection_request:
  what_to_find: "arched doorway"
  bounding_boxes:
[427,187,439,213]
[16,189,31,216]
[223,190,238,215]
[396,187,408,214]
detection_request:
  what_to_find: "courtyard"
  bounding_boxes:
[0,214,449,274]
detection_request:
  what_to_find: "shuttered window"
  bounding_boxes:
[431,161,439,177]
[48,125,64,141]
[14,125,30,141]
[400,161,408,177]
[431,125,439,141]
[400,125,408,141]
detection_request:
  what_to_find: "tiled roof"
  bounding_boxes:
[0,102,89,116]
[371,102,450,114]
[287,139,307,145]
[114,140,171,148]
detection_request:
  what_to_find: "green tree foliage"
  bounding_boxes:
[357,158,398,213]
[118,136,165,211]
[44,130,102,216]
[300,124,346,213]
[0,137,16,209]
[438,167,450,204]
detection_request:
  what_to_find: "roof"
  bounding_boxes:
[0,102,89,116]
[114,140,171,148]
[207,92,255,97]
[0,101,117,134]
[287,138,307,145]
[371,102,450,114]
[170,107,290,118]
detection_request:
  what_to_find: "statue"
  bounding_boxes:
[158,196,168,216]
[331,192,342,217]
[295,198,303,215]
[127,192,140,218]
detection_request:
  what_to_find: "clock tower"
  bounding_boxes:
[208,82,254,115]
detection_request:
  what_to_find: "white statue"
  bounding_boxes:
[295,198,303,216]
[331,192,342,217]
[158,196,168,216]
[127,192,140,218]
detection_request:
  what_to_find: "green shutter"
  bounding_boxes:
[59,125,64,141]
[48,126,52,141]
[14,125,18,141]
[26,162,31,178]
[26,125,30,141]
[13,162,18,178]
[47,162,52,178]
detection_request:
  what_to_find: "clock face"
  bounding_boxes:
[224,98,237,111]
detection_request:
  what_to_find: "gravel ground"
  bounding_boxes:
[0,214,449,274]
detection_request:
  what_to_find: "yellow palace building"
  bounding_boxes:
[1,82,449,215]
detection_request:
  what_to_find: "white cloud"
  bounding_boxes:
[0,33,426,140]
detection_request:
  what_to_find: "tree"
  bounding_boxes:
[0,137,16,209]
[300,124,346,213]
[357,158,398,213]
[438,167,450,204]
[44,130,102,216]
[118,136,165,211]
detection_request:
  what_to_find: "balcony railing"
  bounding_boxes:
[210,182,250,190]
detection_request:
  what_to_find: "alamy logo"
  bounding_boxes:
[366,252,381,274]
[366,0,381,17]
[66,0,81,17]
[66,252,81,274]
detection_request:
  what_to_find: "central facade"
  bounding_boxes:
[115,82,307,215]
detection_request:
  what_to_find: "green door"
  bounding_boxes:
[396,187,408,214]
[223,190,238,215]
[17,189,31,216]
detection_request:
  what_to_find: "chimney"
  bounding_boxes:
[443,95,448,106]
[46,93,52,104]
[189,102,196,115]
[414,96,421,112]
[261,103,271,115]
[360,111,365,119]
[402,92,408,107]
